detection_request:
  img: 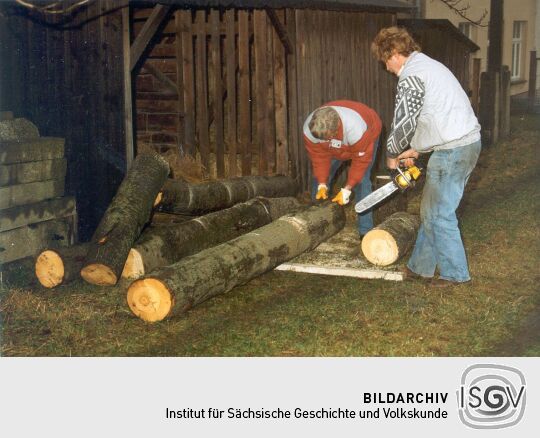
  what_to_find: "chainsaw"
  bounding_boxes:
[355,164,423,214]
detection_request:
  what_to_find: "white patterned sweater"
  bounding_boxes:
[386,52,480,158]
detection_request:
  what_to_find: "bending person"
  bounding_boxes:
[303,100,382,237]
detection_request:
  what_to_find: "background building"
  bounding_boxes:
[401,0,539,98]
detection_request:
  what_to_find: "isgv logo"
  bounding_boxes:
[457,364,526,429]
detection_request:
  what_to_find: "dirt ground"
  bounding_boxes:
[0,114,539,357]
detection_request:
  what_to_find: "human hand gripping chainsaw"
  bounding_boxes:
[354,161,423,214]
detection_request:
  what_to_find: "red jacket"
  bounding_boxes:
[303,100,382,188]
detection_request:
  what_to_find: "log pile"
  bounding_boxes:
[127,203,345,322]
[23,125,419,323]
[0,117,76,265]
[33,157,302,288]
[121,196,302,279]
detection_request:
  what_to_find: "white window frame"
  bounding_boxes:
[511,21,525,80]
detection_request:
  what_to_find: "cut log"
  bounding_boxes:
[0,214,76,264]
[0,158,66,187]
[35,243,90,288]
[361,212,420,266]
[0,137,65,165]
[0,118,40,142]
[127,202,345,322]
[159,175,297,214]
[0,196,75,232]
[121,196,302,279]
[80,152,169,286]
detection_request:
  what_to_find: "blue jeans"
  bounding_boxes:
[407,140,481,282]
[311,140,378,236]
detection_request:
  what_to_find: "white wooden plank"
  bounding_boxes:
[275,263,404,281]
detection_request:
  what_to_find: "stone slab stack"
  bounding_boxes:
[0,116,76,265]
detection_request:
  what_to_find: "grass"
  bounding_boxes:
[1,114,539,357]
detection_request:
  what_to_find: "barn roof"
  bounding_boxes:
[398,19,481,52]
[144,0,415,12]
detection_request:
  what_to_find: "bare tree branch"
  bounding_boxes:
[435,0,488,27]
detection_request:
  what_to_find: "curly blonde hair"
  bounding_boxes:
[308,107,339,139]
[371,26,421,62]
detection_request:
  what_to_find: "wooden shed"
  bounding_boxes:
[0,0,413,239]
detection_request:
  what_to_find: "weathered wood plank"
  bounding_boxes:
[195,10,210,171]
[122,5,135,169]
[238,10,251,176]
[285,9,299,180]
[0,179,65,210]
[210,9,225,178]
[273,9,288,176]
[178,10,195,156]
[225,9,237,177]
[265,17,276,174]
[266,9,293,55]
[0,158,66,187]
[0,214,76,264]
[130,4,172,71]
[253,10,268,175]
[0,196,76,232]
[174,10,186,153]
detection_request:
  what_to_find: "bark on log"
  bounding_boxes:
[127,202,345,322]
[159,175,297,214]
[361,212,420,266]
[35,243,90,288]
[121,196,303,279]
[80,153,169,286]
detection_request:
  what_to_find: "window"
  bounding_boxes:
[511,21,525,79]
[459,22,472,39]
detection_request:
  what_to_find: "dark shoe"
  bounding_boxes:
[430,278,471,288]
[402,267,430,281]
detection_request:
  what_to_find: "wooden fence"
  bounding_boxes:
[134,8,293,179]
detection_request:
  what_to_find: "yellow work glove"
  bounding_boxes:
[331,188,352,206]
[315,184,328,200]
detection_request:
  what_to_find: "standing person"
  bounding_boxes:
[303,100,382,237]
[371,26,481,287]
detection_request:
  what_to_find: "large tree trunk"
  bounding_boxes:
[361,212,420,266]
[122,196,302,279]
[80,153,169,286]
[35,243,90,288]
[158,175,297,214]
[126,202,345,322]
